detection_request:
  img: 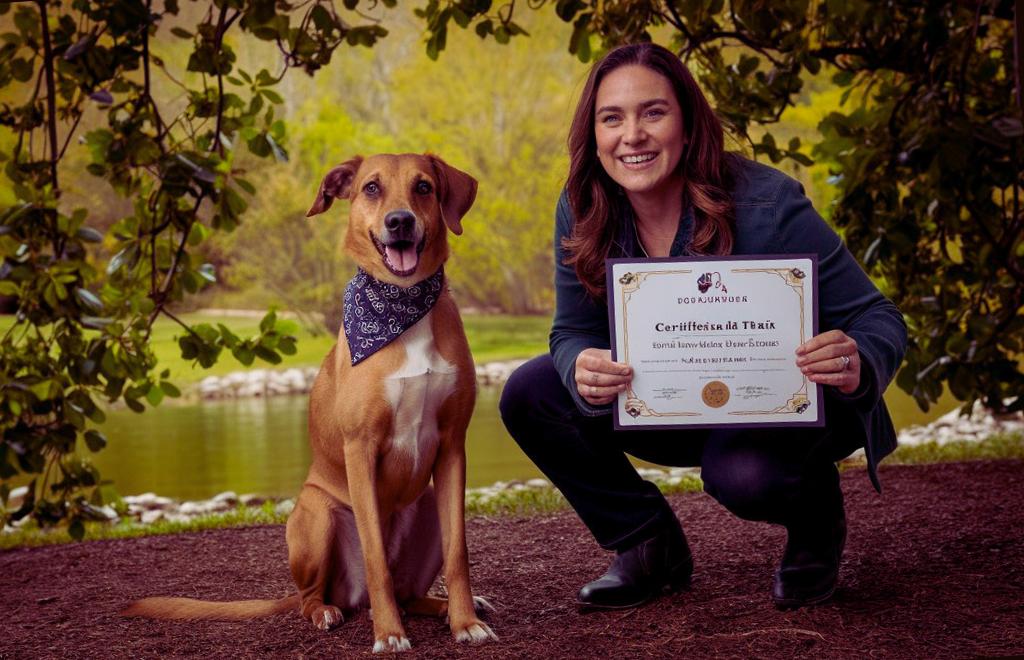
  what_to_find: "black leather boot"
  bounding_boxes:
[772,502,847,609]
[577,522,693,611]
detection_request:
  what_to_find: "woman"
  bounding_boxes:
[499,43,907,611]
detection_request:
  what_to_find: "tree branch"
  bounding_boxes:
[56,109,84,161]
[142,0,166,141]
[211,4,229,156]
[36,0,59,193]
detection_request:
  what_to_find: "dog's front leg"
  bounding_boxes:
[433,440,499,645]
[344,441,410,653]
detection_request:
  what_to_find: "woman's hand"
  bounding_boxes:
[575,348,633,406]
[796,330,861,395]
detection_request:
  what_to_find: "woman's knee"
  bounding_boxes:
[701,451,795,521]
[499,355,566,425]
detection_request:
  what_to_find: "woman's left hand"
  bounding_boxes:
[795,330,861,395]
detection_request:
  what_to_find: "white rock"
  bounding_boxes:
[239,493,265,507]
[275,499,295,516]
[178,501,205,515]
[211,491,238,506]
[140,510,164,524]
[525,478,550,489]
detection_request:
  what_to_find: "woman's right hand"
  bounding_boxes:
[574,348,633,406]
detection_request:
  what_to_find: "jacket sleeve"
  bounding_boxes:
[549,191,614,416]
[770,177,908,411]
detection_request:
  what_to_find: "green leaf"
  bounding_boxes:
[832,70,855,86]
[179,336,198,360]
[81,316,114,329]
[261,88,284,104]
[265,135,288,162]
[217,323,240,347]
[75,227,104,243]
[10,58,33,82]
[170,27,193,39]
[74,288,104,313]
[274,318,299,334]
[233,346,255,366]
[187,222,209,246]
[161,381,182,398]
[84,430,107,452]
[259,311,277,335]
[235,178,256,195]
[277,336,297,355]
[254,345,282,364]
[107,243,140,275]
[145,384,164,407]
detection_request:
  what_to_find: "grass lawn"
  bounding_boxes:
[3,432,1021,550]
[1,311,552,386]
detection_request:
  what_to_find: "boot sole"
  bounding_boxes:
[772,583,837,610]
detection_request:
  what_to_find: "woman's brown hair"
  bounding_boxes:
[563,42,735,298]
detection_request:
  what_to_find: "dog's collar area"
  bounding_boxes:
[342,266,445,365]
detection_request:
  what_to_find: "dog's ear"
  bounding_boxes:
[307,156,363,217]
[428,154,477,236]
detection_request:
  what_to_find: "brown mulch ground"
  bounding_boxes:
[1,460,1022,659]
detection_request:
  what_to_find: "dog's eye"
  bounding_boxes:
[363,181,380,196]
[415,180,433,195]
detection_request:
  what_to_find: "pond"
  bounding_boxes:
[93,383,954,501]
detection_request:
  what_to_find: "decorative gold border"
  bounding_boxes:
[617,265,810,420]
[619,269,701,418]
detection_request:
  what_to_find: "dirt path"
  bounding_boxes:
[2,460,1022,659]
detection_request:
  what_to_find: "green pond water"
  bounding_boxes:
[92,384,954,501]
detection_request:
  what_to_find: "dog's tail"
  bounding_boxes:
[122,594,299,620]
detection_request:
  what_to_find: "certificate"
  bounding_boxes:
[607,255,823,429]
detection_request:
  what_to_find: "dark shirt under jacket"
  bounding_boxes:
[549,156,908,491]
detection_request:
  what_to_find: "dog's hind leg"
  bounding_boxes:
[287,486,346,631]
[403,595,496,618]
[403,596,448,617]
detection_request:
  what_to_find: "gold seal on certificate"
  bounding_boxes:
[607,255,823,429]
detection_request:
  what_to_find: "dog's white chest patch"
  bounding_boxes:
[383,312,457,471]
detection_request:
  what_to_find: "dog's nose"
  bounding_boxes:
[384,210,416,235]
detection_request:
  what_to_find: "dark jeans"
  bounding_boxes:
[499,355,862,552]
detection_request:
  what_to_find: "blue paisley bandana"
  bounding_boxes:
[342,267,445,365]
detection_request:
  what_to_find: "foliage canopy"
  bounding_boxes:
[1,0,1022,533]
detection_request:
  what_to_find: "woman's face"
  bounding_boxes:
[594,64,686,198]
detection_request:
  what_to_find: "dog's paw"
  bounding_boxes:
[454,621,499,645]
[312,605,344,631]
[372,635,412,653]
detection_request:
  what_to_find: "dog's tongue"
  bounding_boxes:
[386,245,418,273]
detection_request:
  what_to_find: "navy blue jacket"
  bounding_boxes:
[550,157,908,491]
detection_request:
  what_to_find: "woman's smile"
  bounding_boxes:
[620,152,658,166]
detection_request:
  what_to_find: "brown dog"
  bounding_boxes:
[125,154,497,653]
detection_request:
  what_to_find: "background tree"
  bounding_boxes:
[419,0,1023,414]
[214,9,584,317]
[0,0,410,534]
